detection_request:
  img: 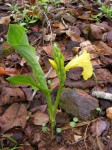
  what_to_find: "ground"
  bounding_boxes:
[0,0,112,149]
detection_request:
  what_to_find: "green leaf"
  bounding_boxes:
[13,45,47,88]
[56,128,62,133]
[7,25,51,93]
[73,117,78,123]
[96,107,102,112]
[42,126,47,132]
[69,122,75,127]
[8,24,29,45]
[7,75,39,90]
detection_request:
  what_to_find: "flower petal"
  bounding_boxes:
[65,50,93,80]
[49,59,57,70]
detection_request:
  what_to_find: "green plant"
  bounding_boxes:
[0,133,19,150]
[7,24,93,134]
[37,0,61,7]
[7,3,41,26]
[99,4,112,19]
[69,117,78,127]
[91,12,102,22]
[96,107,102,112]
[56,128,62,133]
[70,121,75,127]
[6,3,21,14]
[42,123,47,132]
[73,117,78,122]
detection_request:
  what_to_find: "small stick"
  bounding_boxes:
[92,91,112,101]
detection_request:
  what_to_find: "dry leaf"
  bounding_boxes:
[43,33,56,42]
[47,69,57,79]
[53,22,66,30]
[91,119,109,137]
[0,67,18,76]
[0,103,27,132]
[0,15,15,25]
[50,77,59,89]
[66,30,84,42]
[74,135,82,141]
[0,87,26,106]
[90,24,102,39]
[42,45,53,57]
[32,112,49,125]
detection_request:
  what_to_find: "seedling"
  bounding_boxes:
[7,24,93,134]
[0,133,19,150]
[56,128,62,134]
[96,107,102,112]
[7,3,41,26]
[47,79,52,85]
[99,5,112,19]
[73,117,78,123]
[70,122,75,127]
[70,117,78,127]
[42,123,47,132]
[91,12,102,22]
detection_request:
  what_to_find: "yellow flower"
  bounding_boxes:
[49,59,57,70]
[65,50,93,80]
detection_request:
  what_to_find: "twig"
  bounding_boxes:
[84,122,90,150]
[64,135,89,145]
[61,17,68,29]
[92,91,112,101]
[43,12,53,45]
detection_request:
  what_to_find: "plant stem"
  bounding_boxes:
[44,93,55,134]
[44,84,63,134]
[54,84,63,113]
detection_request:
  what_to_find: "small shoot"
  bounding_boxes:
[70,122,75,127]
[56,128,62,134]
[1,133,18,144]
[99,5,112,19]
[26,115,30,121]
[47,79,52,85]
[70,117,78,127]
[42,123,47,132]
[96,107,102,113]
[73,117,78,123]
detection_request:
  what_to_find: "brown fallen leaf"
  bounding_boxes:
[61,0,72,4]
[91,119,110,137]
[74,135,82,141]
[102,31,112,44]
[32,112,49,125]
[43,33,56,42]
[106,137,112,150]
[42,45,53,57]
[0,67,18,76]
[0,103,27,132]
[47,69,57,79]
[66,30,84,42]
[0,14,15,25]
[90,24,102,40]
[0,87,26,106]
[53,22,66,30]
[78,16,95,21]
[32,132,42,144]
[30,104,47,113]
[50,77,60,89]
[96,22,110,32]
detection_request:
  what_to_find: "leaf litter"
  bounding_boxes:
[0,0,112,149]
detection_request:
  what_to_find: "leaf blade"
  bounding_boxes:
[7,75,39,90]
